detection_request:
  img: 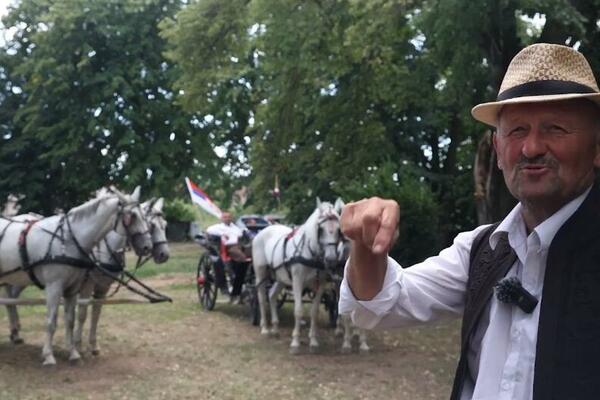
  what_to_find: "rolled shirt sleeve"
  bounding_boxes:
[338,224,491,330]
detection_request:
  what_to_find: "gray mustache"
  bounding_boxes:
[516,155,558,169]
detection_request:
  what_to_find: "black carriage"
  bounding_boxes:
[194,229,262,325]
[194,217,341,329]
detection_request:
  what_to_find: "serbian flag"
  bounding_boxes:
[185,177,222,219]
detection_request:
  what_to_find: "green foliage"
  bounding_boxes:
[0,0,222,213]
[163,198,197,222]
[3,0,600,263]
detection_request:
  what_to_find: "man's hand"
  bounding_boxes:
[341,197,400,300]
[341,197,400,254]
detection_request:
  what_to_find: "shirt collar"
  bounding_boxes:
[489,185,592,251]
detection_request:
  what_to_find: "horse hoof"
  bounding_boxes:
[91,349,100,357]
[309,345,320,354]
[69,352,82,364]
[43,356,57,366]
[289,346,301,355]
[359,347,371,354]
[341,346,352,354]
[269,330,280,338]
[260,328,270,336]
[11,337,24,345]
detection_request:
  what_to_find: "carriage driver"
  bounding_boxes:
[206,211,249,303]
[340,43,600,400]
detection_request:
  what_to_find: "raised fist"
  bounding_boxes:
[340,197,400,255]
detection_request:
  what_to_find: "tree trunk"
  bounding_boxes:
[474,131,516,224]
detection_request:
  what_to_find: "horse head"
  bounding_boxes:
[109,186,153,257]
[142,197,170,263]
[313,200,342,269]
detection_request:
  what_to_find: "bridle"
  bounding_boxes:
[313,212,342,261]
[113,201,151,247]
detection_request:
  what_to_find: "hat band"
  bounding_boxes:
[497,79,597,101]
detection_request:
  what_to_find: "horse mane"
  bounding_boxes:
[68,195,115,221]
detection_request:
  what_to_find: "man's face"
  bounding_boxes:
[221,212,233,225]
[494,100,600,208]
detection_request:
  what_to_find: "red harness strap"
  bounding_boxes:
[18,220,38,247]
[285,227,298,241]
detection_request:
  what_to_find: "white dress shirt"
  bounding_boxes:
[206,222,243,246]
[339,187,591,400]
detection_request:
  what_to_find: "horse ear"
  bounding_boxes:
[316,197,322,208]
[131,186,141,202]
[155,197,164,212]
[109,186,128,203]
[334,197,345,214]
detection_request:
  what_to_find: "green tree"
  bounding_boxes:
[0,0,219,213]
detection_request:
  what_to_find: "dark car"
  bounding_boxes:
[263,214,286,225]
[235,214,270,237]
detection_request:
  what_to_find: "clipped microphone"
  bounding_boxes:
[494,276,538,314]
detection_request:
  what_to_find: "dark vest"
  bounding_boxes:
[450,184,600,400]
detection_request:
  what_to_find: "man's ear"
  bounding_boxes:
[492,131,503,170]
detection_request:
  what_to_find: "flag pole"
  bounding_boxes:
[274,174,281,210]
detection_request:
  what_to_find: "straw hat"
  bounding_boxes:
[472,43,600,127]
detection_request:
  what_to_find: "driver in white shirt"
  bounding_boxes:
[206,211,249,303]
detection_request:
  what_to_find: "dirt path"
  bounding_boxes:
[0,267,461,399]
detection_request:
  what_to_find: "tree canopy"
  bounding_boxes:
[2,0,600,263]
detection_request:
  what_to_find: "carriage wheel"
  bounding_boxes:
[196,253,218,310]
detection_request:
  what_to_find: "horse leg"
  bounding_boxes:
[290,275,304,354]
[63,292,82,363]
[75,283,94,353]
[357,327,370,353]
[254,266,270,335]
[308,278,326,353]
[6,285,25,344]
[42,282,62,366]
[74,300,87,353]
[334,286,343,337]
[341,314,353,353]
[268,281,284,337]
[334,314,344,337]
[89,287,109,356]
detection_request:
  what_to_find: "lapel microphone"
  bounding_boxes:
[494,276,539,314]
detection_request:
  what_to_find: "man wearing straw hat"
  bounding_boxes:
[339,43,600,400]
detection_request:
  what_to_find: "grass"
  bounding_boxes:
[0,242,461,400]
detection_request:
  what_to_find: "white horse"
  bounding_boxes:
[252,198,343,354]
[74,197,169,356]
[0,187,152,365]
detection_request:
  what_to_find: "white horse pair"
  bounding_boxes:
[252,198,343,354]
[73,196,170,356]
[0,187,152,365]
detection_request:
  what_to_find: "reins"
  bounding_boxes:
[270,212,341,273]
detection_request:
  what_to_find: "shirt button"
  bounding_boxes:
[501,380,511,391]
